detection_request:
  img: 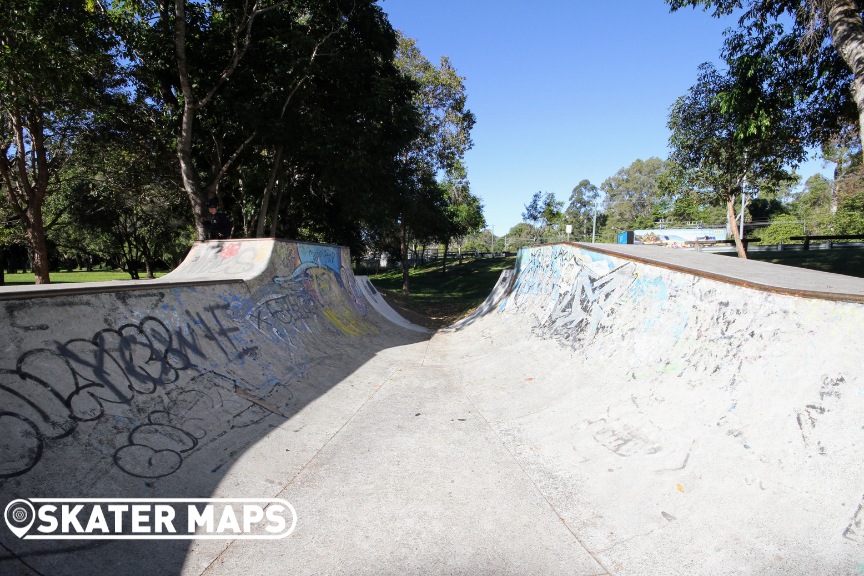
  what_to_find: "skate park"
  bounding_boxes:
[0,238,863,576]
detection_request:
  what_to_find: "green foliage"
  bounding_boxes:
[667,56,802,256]
[758,214,804,245]
[786,173,835,235]
[668,60,802,203]
[566,180,599,238]
[0,1,479,281]
[747,197,788,222]
[601,158,670,231]
[0,0,122,282]
[522,191,564,234]
[665,187,727,225]
[370,256,516,326]
[2,269,167,286]
[386,34,477,291]
[835,190,864,235]
[395,35,476,175]
[666,1,858,146]
[503,222,539,249]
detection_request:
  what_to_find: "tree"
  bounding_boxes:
[566,180,600,238]
[601,158,670,233]
[233,0,414,245]
[439,162,485,273]
[522,192,543,229]
[835,188,864,233]
[667,0,862,143]
[668,60,804,257]
[522,191,564,241]
[0,0,119,283]
[760,214,806,244]
[788,173,834,235]
[392,34,475,294]
[119,0,401,241]
[58,126,190,279]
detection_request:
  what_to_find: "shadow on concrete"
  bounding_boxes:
[0,241,429,576]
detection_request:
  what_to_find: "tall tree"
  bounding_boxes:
[57,110,190,279]
[567,179,600,238]
[121,0,385,240]
[392,34,475,294]
[522,191,563,241]
[668,60,804,257]
[439,162,485,273]
[601,158,670,233]
[667,0,862,142]
[0,0,119,283]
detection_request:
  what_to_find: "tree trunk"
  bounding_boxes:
[26,207,51,284]
[400,218,410,295]
[256,146,284,237]
[826,0,864,141]
[442,240,449,274]
[269,178,288,239]
[174,0,207,240]
[727,194,748,259]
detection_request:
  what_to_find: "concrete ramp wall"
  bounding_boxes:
[429,242,864,574]
[0,239,427,575]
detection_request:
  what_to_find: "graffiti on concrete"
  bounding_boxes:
[263,247,376,339]
[844,494,864,542]
[298,243,340,275]
[175,302,258,366]
[0,312,274,480]
[0,242,387,485]
[505,245,637,347]
[244,281,320,348]
[796,375,845,456]
[0,316,187,478]
[114,372,270,478]
[538,260,637,345]
[175,241,269,276]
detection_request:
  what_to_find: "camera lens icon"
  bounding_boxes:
[4,499,35,538]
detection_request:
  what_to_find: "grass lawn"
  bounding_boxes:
[1,269,168,286]
[367,256,516,328]
[719,248,864,279]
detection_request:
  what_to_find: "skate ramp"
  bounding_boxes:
[354,275,431,333]
[424,243,864,575]
[0,239,430,576]
[2,240,864,576]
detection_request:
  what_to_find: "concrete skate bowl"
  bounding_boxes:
[0,239,429,576]
[2,240,864,576]
[425,243,864,575]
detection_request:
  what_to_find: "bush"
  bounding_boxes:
[835,191,864,235]
[759,215,804,245]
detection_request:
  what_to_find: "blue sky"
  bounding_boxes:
[380,0,828,235]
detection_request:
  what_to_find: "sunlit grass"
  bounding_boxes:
[1,269,168,286]
[720,248,864,279]
[368,256,516,325]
